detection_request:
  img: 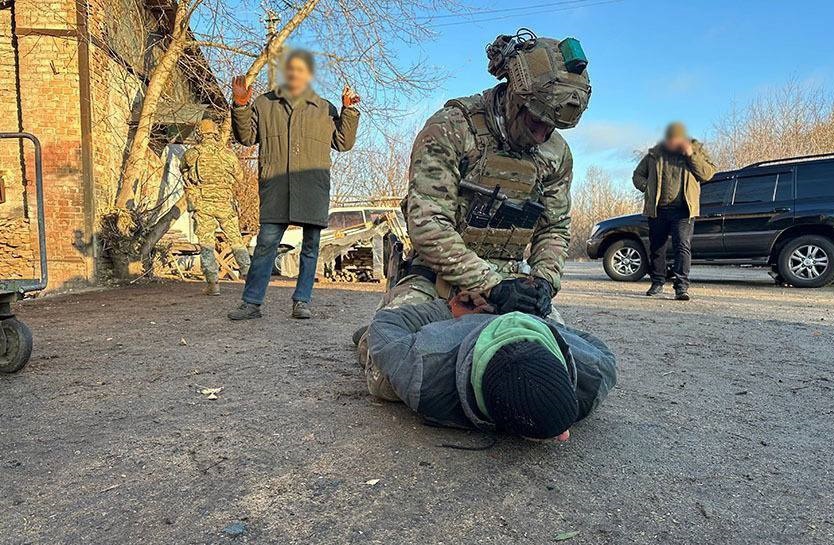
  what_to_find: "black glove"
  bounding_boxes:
[487,278,539,315]
[530,277,554,317]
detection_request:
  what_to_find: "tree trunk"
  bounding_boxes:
[116,0,199,209]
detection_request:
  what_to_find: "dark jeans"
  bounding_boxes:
[648,207,694,290]
[242,223,322,305]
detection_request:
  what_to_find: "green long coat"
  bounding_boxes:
[632,140,717,218]
[231,87,360,227]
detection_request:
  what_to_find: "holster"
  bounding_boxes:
[384,233,407,291]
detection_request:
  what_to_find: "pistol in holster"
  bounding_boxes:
[383,232,408,291]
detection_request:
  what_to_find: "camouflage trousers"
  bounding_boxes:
[194,205,245,249]
[356,273,562,401]
[193,205,248,279]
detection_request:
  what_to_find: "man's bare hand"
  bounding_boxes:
[449,291,495,318]
[680,140,694,157]
[232,76,253,107]
[342,84,360,108]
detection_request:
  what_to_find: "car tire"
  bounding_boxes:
[777,235,834,288]
[603,239,648,282]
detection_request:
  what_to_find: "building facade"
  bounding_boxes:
[0,0,224,288]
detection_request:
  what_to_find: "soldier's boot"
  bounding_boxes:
[202,274,221,296]
[232,247,251,279]
[228,302,263,320]
[200,246,220,295]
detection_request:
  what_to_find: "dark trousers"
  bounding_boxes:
[242,223,322,305]
[648,207,694,290]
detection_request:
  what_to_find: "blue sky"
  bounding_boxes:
[217,0,834,186]
[404,0,834,185]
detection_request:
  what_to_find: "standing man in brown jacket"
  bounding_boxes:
[228,50,360,320]
[633,122,716,300]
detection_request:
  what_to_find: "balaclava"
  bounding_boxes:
[486,30,592,151]
[471,312,578,439]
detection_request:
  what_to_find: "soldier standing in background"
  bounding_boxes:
[181,119,251,296]
[355,30,592,396]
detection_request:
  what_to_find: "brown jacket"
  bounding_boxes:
[232,87,360,227]
[632,140,717,218]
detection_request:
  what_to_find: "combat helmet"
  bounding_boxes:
[486,29,591,130]
[196,118,220,140]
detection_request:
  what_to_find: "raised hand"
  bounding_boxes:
[342,84,360,108]
[232,76,253,107]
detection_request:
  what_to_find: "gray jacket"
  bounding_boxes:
[368,300,617,430]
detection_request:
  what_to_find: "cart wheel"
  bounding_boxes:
[0,318,33,374]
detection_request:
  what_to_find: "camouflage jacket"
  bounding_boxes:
[407,86,573,293]
[180,139,243,206]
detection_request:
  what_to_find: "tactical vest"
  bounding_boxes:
[445,95,546,263]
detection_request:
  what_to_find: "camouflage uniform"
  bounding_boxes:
[181,120,251,290]
[358,34,592,398]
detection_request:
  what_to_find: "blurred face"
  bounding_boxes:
[284,57,313,97]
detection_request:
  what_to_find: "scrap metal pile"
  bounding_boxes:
[280,210,409,283]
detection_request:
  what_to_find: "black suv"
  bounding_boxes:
[586,154,834,288]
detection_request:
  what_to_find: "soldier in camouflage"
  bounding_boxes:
[356,30,593,398]
[181,119,251,295]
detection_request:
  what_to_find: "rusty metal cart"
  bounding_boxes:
[0,133,47,373]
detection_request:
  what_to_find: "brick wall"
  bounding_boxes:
[0,0,89,286]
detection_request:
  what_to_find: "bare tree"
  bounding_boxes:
[111,0,458,269]
[710,79,834,170]
[568,166,641,259]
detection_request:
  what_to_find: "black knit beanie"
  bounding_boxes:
[482,341,578,439]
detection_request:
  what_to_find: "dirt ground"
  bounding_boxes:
[2,263,833,545]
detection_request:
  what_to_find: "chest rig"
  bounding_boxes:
[446,96,546,263]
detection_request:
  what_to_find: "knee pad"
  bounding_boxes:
[200,247,218,275]
[232,247,251,275]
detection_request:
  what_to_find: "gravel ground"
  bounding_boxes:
[2,263,833,545]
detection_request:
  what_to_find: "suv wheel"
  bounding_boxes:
[603,239,648,282]
[777,235,834,288]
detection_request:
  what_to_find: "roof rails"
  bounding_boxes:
[743,152,834,169]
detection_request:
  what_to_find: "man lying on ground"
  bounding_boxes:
[364,293,617,441]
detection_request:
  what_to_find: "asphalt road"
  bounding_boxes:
[2,264,832,544]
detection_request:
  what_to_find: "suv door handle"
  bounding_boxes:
[774,207,792,213]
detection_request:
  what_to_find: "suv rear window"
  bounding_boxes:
[796,162,834,200]
[733,174,777,204]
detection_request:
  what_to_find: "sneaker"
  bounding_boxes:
[228,302,262,320]
[292,301,312,319]
[646,282,664,296]
[202,282,220,296]
[675,289,691,301]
